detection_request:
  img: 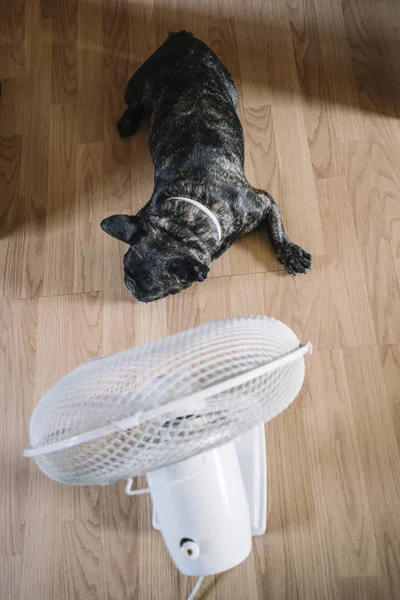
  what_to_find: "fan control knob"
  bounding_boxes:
[180,539,200,560]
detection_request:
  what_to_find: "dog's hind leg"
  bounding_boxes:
[117,107,144,138]
[252,188,312,275]
[117,64,153,138]
[117,55,164,138]
[118,34,191,138]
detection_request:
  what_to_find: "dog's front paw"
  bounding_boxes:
[277,242,312,275]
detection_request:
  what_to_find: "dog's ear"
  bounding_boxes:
[101,215,144,244]
[172,257,210,282]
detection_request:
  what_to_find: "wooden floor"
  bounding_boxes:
[1,0,400,598]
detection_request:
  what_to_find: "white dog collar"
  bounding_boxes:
[168,196,222,242]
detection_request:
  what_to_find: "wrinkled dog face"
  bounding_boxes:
[101,215,209,303]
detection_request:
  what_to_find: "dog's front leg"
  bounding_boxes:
[253,189,312,275]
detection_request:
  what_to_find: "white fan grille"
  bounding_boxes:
[28,317,307,485]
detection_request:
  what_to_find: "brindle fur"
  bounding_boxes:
[101,31,312,303]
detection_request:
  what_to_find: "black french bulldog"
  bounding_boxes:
[101,31,312,303]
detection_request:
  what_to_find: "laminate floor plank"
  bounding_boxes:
[1,0,400,598]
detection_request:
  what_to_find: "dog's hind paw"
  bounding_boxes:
[117,107,143,138]
[277,242,312,275]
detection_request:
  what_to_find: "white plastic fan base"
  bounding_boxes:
[149,424,267,577]
[152,424,267,538]
[234,423,267,536]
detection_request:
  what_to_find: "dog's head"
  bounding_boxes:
[101,214,210,302]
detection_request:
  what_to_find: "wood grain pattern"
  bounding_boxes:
[308,349,378,577]
[380,344,400,411]
[6,195,46,299]
[43,102,77,296]
[1,0,400,598]
[0,135,21,297]
[76,0,103,143]
[0,0,25,79]
[315,177,377,349]
[288,0,365,178]
[74,143,104,293]
[0,556,23,600]
[343,346,400,599]
[103,0,132,214]
[0,69,25,136]
[18,5,52,199]
[341,140,400,345]
[51,0,78,104]
[0,298,38,557]
[339,576,381,600]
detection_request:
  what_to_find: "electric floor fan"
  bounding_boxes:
[24,317,311,599]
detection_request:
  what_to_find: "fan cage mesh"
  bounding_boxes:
[28,317,306,485]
